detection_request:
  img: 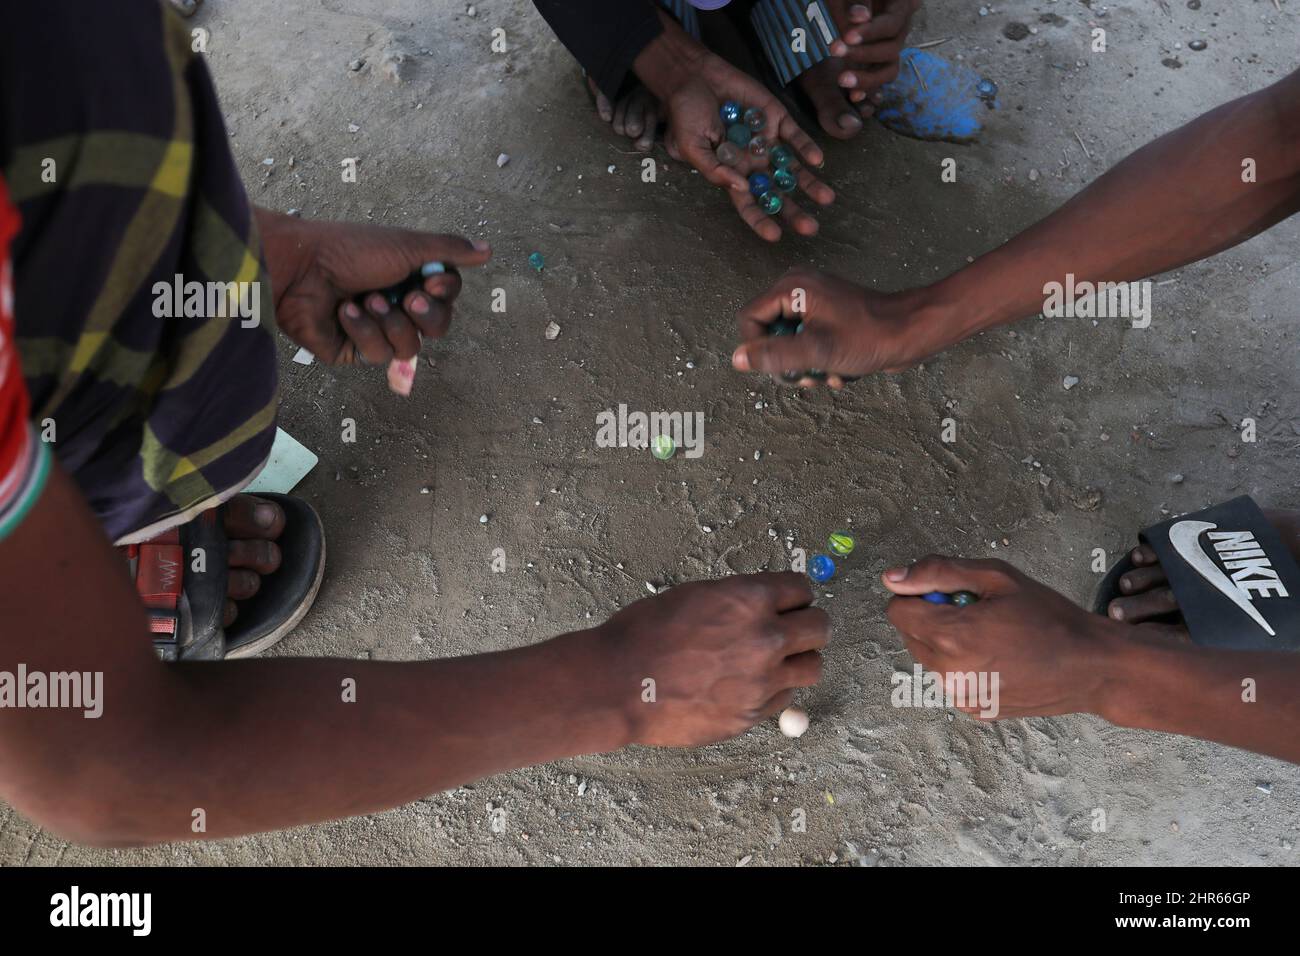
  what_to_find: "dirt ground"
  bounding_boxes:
[5,0,1299,866]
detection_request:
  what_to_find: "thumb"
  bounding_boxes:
[882,556,1009,598]
[682,136,747,193]
[396,232,493,270]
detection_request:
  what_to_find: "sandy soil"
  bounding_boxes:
[4,0,1299,866]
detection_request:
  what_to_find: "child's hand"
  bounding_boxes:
[731,267,946,387]
[634,14,834,243]
[257,210,492,366]
[828,0,920,106]
[662,63,835,242]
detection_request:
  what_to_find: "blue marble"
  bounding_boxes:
[773,167,797,193]
[720,100,742,124]
[528,251,545,272]
[748,172,771,198]
[952,590,979,606]
[768,144,795,169]
[922,591,952,604]
[757,191,782,215]
[975,78,998,100]
[808,554,836,583]
[744,107,766,132]
[726,123,752,147]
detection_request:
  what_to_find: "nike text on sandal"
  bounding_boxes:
[1093,495,1300,651]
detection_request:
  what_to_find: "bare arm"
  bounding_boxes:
[0,464,826,846]
[0,464,627,845]
[923,66,1300,348]
[1098,636,1300,765]
[735,67,1300,380]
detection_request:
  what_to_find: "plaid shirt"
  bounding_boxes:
[1,0,279,543]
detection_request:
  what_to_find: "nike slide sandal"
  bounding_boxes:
[1093,495,1300,651]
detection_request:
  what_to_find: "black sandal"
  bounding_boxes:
[124,493,326,661]
[1093,495,1300,650]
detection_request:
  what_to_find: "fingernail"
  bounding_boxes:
[254,503,278,528]
[731,347,750,371]
[472,239,491,252]
[872,91,885,103]
[1119,575,1131,592]
[840,113,863,131]
[343,302,361,319]
[839,73,858,88]
[409,296,429,315]
[369,295,390,315]
[830,41,847,55]
[884,566,908,582]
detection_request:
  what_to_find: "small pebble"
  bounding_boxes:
[544,321,561,340]
[496,153,510,168]
[1063,375,1080,390]
[479,514,488,524]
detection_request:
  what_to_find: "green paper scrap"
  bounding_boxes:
[245,427,318,494]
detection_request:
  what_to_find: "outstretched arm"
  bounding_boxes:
[735,67,1300,382]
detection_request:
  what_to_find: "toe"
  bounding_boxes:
[228,538,282,576]
[227,568,262,601]
[224,495,285,540]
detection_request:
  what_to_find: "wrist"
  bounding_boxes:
[254,206,313,308]
[539,626,637,753]
[1083,616,1151,724]
[924,251,1031,340]
[880,284,968,363]
[632,10,704,101]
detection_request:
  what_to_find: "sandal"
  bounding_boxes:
[1093,495,1300,650]
[123,493,326,660]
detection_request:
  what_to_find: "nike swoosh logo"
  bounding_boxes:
[1168,520,1276,637]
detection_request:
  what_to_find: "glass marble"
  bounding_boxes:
[769,144,795,169]
[747,136,767,159]
[715,142,742,167]
[975,78,998,101]
[952,590,979,606]
[528,251,545,272]
[757,191,782,215]
[748,172,772,198]
[773,167,797,193]
[743,107,766,132]
[720,100,742,124]
[726,123,752,147]
[922,591,952,604]
[828,533,854,557]
[808,554,836,583]
[767,317,803,336]
[651,433,676,460]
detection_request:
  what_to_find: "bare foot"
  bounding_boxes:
[1106,509,1300,638]
[587,75,659,152]
[795,58,867,139]
[221,495,285,628]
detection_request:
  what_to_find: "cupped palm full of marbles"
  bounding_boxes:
[715,100,799,217]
